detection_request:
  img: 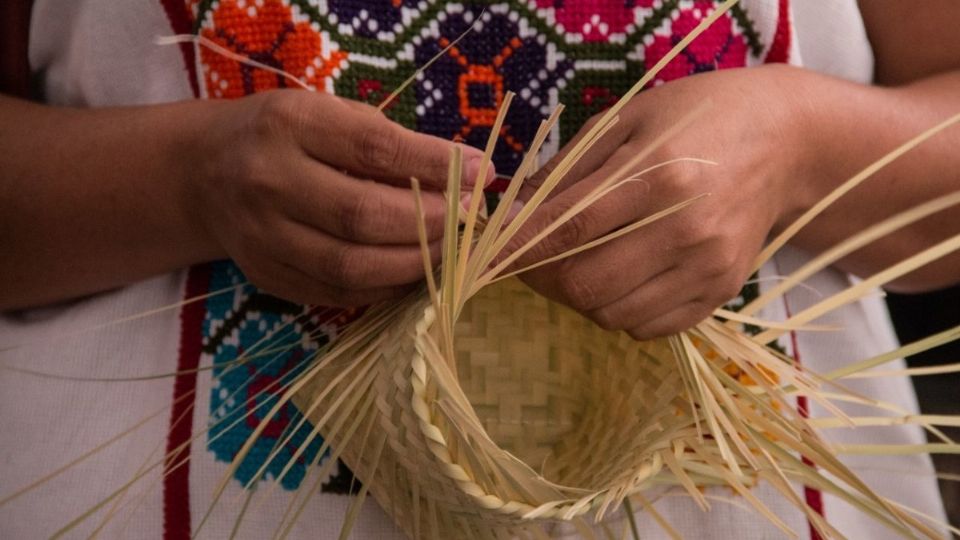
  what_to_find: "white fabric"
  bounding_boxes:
[792,0,875,85]
[29,0,195,107]
[1,0,947,538]
[0,274,184,539]
[768,246,948,540]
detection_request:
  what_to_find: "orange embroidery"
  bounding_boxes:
[200,0,348,99]
[439,36,526,152]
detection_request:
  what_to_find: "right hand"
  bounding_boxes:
[188,90,491,307]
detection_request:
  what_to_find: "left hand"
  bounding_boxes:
[504,65,822,340]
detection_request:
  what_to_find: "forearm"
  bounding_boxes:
[0,96,222,310]
[780,68,960,292]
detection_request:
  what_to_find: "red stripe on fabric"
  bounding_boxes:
[163,264,210,540]
[790,333,826,540]
[0,0,34,98]
[764,0,791,64]
[159,0,200,97]
[159,3,202,532]
[488,176,512,193]
[775,262,825,540]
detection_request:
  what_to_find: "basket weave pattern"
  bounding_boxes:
[294,278,790,536]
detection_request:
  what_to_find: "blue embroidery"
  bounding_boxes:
[204,261,327,491]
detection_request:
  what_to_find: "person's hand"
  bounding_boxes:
[189,90,492,307]
[505,65,822,339]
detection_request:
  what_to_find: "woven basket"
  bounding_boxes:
[292,276,802,538]
[281,2,960,535]
[282,96,960,540]
[4,3,960,538]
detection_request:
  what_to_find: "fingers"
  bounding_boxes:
[505,146,651,270]
[626,301,716,341]
[284,159,449,244]
[250,258,418,308]
[523,246,727,340]
[277,219,442,290]
[583,255,744,339]
[520,229,678,312]
[515,207,745,339]
[221,91,497,308]
[585,265,700,331]
[518,113,632,203]
[295,93,494,190]
[241,218,442,306]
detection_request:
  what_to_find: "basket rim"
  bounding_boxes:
[409,294,664,522]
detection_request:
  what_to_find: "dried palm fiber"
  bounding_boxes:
[169,2,960,538]
[4,1,960,539]
[275,146,960,540]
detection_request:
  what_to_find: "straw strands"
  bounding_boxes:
[274,1,960,535]
[279,99,960,536]
[3,0,960,538]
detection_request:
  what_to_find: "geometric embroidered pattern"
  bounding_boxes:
[192,0,766,173]
[179,0,783,492]
[203,261,359,491]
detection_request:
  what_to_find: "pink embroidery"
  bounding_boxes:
[643,1,747,86]
[535,0,655,42]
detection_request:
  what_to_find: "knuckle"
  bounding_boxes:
[590,307,622,332]
[326,247,368,288]
[556,264,600,311]
[628,327,655,341]
[321,284,353,307]
[700,242,738,278]
[358,121,401,173]
[681,217,714,245]
[236,156,277,201]
[254,92,298,137]
[685,300,717,326]
[668,155,700,181]
[564,211,595,247]
[542,206,593,257]
[657,153,702,191]
[339,189,384,241]
[714,243,740,271]
[715,274,744,303]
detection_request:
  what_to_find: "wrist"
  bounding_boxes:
[759,64,863,234]
[168,99,230,263]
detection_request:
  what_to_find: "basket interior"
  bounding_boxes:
[452,278,685,490]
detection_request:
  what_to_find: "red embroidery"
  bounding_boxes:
[764,0,791,64]
[581,86,619,111]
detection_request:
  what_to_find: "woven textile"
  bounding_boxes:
[192,0,784,172]
[178,0,790,500]
[8,0,947,537]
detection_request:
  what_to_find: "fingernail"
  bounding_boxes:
[466,156,496,187]
[483,161,497,187]
[459,193,473,213]
[505,200,524,223]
